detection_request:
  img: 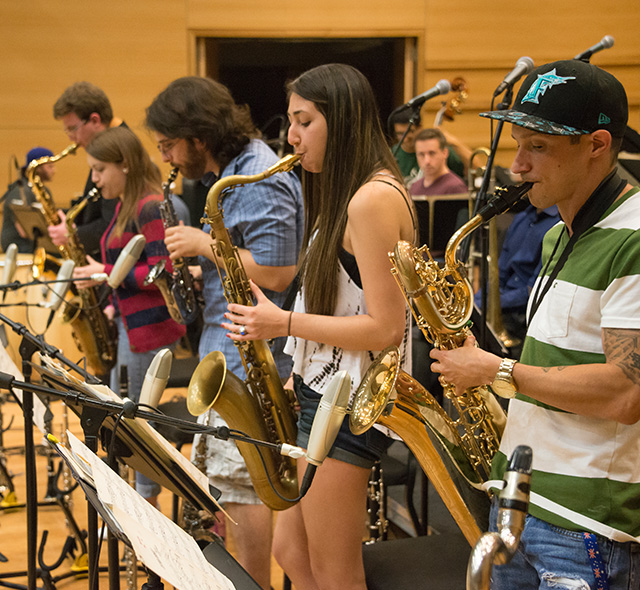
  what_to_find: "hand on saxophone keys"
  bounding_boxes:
[222,279,290,341]
[164,222,213,261]
[47,209,70,247]
[72,255,105,289]
[430,334,502,395]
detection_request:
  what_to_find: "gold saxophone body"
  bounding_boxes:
[144,167,202,325]
[351,182,533,545]
[27,146,116,375]
[187,154,301,511]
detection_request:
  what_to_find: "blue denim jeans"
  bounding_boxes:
[293,374,391,469]
[489,498,640,589]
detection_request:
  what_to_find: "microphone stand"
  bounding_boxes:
[0,313,99,590]
[0,326,299,589]
[462,86,515,351]
[388,103,422,159]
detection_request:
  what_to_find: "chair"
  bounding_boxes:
[362,531,470,590]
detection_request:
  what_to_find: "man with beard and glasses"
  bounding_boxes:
[145,76,303,590]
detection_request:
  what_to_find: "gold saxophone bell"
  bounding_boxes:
[350,346,400,435]
[187,351,230,416]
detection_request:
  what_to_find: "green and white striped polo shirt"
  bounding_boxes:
[491,186,640,539]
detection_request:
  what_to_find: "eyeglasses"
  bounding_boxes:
[63,119,88,135]
[156,138,181,155]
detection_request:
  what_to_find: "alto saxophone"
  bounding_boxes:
[144,167,201,325]
[350,182,533,545]
[187,154,300,511]
[27,146,116,376]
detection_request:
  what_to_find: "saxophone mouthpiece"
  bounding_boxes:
[477,182,533,222]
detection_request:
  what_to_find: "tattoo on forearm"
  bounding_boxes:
[603,328,640,385]
[541,366,568,373]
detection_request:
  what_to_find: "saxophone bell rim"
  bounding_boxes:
[187,350,227,416]
[349,345,400,435]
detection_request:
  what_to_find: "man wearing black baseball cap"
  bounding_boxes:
[432,59,640,589]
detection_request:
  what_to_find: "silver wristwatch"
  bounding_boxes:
[490,358,518,399]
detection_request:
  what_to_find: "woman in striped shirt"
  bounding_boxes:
[74,126,186,506]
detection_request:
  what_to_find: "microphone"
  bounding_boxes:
[405,79,451,109]
[496,445,532,538]
[2,243,18,302]
[40,259,75,312]
[40,259,75,330]
[466,445,532,589]
[299,370,351,497]
[89,234,146,289]
[574,35,614,61]
[493,56,535,96]
[138,348,173,408]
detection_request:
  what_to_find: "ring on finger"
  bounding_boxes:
[238,325,247,336]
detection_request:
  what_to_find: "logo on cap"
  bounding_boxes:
[598,113,611,125]
[521,69,576,105]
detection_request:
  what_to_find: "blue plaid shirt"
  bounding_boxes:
[197,139,304,378]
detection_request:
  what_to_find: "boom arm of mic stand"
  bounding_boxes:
[388,103,422,158]
[0,372,298,456]
[461,87,514,350]
[0,312,101,385]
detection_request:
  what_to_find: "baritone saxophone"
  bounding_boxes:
[187,154,301,511]
[350,182,533,545]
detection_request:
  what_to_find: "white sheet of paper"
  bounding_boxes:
[68,433,235,590]
[0,344,47,432]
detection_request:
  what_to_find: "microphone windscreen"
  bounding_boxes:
[47,259,75,312]
[305,370,351,467]
[107,234,146,289]
[2,243,18,284]
[139,348,173,408]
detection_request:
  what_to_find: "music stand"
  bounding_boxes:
[31,358,223,515]
[9,202,59,255]
[51,434,257,590]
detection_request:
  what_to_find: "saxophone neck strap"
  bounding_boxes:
[528,169,626,323]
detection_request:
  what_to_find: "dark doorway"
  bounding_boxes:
[202,37,413,151]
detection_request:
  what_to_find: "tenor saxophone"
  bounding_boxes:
[62,188,117,375]
[27,146,116,375]
[144,167,201,325]
[187,154,300,511]
[350,182,532,545]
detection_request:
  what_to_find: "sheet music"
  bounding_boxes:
[67,432,235,590]
[0,344,47,432]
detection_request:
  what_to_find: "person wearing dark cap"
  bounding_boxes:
[431,59,640,588]
[1,147,56,253]
[48,81,121,261]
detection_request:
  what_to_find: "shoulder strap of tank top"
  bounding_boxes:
[371,174,419,244]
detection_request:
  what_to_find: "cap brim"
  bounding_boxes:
[479,110,588,136]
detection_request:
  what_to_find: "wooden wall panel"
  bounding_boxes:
[422,0,640,167]
[187,0,427,34]
[0,0,190,206]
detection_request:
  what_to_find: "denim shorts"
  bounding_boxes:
[489,497,640,589]
[294,374,391,469]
